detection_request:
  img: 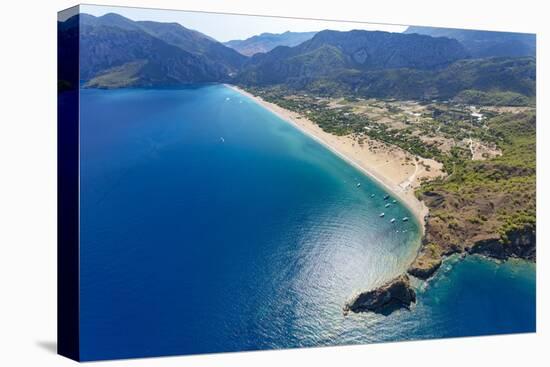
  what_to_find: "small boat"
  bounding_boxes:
[385,203,391,208]
[379,213,385,217]
[356,183,361,187]
[383,194,390,200]
[402,217,409,222]
[370,194,375,198]
[390,218,396,223]
[220,137,225,143]
[392,200,397,204]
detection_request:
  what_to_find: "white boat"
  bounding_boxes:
[390,218,396,223]
[379,213,385,217]
[402,217,409,222]
[220,137,225,143]
[356,183,361,187]
[370,194,375,198]
[385,203,391,208]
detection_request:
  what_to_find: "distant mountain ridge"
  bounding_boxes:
[238,29,469,85]
[224,31,317,56]
[404,26,536,58]
[58,13,536,104]
[236,29,535,103]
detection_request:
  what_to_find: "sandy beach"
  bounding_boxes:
[227,85,444,231]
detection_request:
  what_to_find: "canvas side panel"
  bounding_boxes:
[57,5,80,362]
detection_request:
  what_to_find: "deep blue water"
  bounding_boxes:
[78,85,535,361]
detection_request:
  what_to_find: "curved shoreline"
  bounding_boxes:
[226,84,429,234]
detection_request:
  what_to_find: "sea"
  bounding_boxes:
[75,84,535,361]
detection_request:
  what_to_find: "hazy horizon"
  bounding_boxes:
[74,4,407,42]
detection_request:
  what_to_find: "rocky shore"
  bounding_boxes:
[344,275,416,315]
[344,210,535,316]
[344,199,536,316]
[407,193,536,280]
[468,229,536,261]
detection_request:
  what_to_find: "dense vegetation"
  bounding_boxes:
[453,90,533,106]
[241,57,536,106]
[420,112,536,239]
[412,111,536,276]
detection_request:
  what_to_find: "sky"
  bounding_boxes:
[77,4,407,42]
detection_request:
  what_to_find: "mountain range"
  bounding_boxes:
[404,26,536,58]
[65,13,246,87]
[238,29,468,85]
[224,31,317,56]
[58,13,536,104]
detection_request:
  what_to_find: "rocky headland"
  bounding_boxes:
[343,275,416,315]
[408,188,536,280]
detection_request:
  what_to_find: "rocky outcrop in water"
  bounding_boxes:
[343,275,416,315]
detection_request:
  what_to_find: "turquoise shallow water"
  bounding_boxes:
[76,84,535,361]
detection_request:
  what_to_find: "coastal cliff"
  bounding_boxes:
[407,112,536,280]
[409,224,536,280]
[344,275,416,315]
[468,229,536,261]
